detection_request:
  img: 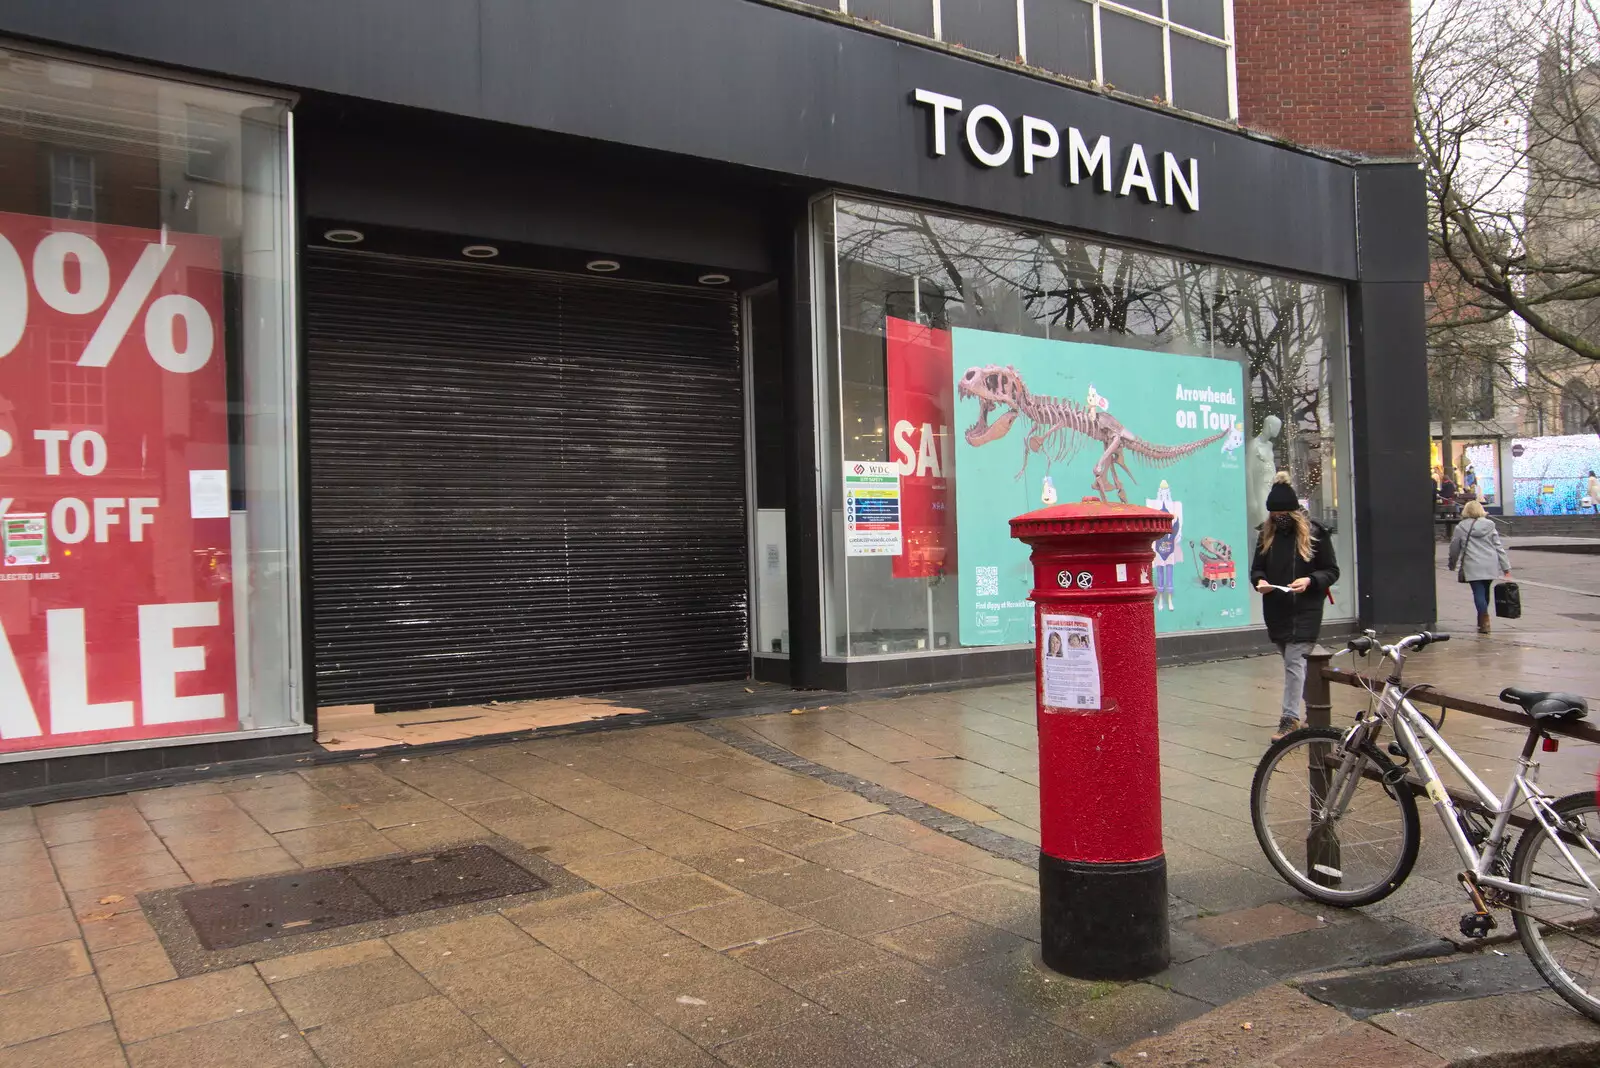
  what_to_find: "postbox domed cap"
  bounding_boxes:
[1009,497,1175,540]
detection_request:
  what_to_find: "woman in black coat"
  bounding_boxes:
[1250,472,1340,741]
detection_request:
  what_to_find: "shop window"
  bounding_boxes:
[0,50,300,756]
[49,150,95,221]
[813,196,1354,659]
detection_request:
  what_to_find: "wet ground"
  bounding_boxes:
[1,550,1599,1066]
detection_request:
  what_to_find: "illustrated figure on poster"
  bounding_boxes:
[1247,415,1283,527]
[1086,385,1110,412]
[1220,420,1245,460]
[956,365,1230,502]
[1147,479,1183,611]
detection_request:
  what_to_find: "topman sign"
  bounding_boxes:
[912,88,1201,213]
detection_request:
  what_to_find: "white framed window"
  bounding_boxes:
[827,0,1236,121]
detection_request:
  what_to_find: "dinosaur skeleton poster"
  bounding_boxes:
[948,328,1250,645]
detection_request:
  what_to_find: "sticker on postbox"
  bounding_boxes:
[1040,613,1102,711]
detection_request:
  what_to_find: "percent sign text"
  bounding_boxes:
[0,230,214,373]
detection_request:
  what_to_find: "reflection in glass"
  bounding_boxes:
[815,197,1353,659]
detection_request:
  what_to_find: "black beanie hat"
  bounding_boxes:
[1265,472,1299,513]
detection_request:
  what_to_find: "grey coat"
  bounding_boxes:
[1448,518,1511,582]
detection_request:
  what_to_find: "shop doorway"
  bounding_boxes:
[304,249,749,711]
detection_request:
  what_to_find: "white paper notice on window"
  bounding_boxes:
[1040,613,1102,712]
[189,469,230,520]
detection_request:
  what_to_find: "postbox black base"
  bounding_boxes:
[1039,853,1169,980]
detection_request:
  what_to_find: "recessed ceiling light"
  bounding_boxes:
[462,244,499,259]
[698,273,731,286]
[324,228,364,244]
[586,259,621,273]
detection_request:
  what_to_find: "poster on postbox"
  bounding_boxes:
[949,328,1250,646]
[0,211,235,753]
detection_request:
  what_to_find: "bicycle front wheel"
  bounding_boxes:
[1251,727,1420,907]
[1510,792,1600,1023]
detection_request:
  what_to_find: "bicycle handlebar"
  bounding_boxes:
[1346,631,1450,657]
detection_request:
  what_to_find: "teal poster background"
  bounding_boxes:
[952,329,1250,645]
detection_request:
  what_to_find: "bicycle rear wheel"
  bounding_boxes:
[1251,727,1420,907]
[1510,792,1600,1023]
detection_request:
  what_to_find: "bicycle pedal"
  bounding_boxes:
[1459,912,1498,939]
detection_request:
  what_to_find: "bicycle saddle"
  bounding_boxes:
[1499,687,1590,721]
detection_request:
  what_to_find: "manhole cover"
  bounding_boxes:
[179,870,385,950]
[347,845,547,913]
[177,844,547,951]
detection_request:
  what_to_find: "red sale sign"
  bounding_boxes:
[0,211,235,753]
[886,317,955,579]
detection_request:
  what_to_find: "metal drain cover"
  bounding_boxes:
[177,844,548,950]
[347,845,548,913]
[179,870,386,949]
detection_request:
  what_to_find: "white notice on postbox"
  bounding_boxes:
[1040,613,1101,711]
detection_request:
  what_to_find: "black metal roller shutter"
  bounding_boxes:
[304,250,748,711]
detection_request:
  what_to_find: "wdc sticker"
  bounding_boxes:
[1056,570,1073,588]
[1075,571,1093,589]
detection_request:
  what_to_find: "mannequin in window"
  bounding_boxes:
[1247,415,1283,528]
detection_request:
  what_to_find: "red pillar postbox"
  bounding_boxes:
[1010,498,1172,980]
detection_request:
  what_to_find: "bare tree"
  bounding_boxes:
[1416,0,1600,429]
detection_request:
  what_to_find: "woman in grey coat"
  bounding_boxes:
[1447,500,1512,634]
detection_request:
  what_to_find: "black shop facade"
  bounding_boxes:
[0,0,1431,796]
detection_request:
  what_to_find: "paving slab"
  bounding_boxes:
[1297,951,1548,1020]
[1368,990,1600,1066]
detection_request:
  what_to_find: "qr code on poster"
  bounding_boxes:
[975,566,999,596]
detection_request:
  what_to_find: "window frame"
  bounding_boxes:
[830,0,1237,120]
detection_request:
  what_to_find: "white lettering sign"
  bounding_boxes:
[912,89,1201,212]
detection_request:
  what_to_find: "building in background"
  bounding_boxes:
[1425,244,1522,513]
[1522,54,1600,438]
[0,0,1429,796]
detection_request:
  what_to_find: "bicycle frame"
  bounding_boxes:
[1333,647,1600,912]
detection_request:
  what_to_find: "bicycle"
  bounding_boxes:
[1250,629,1600,1021]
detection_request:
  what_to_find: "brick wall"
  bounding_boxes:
[1233,0,1415,158]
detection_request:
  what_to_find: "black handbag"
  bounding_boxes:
[1494,581,1521,620]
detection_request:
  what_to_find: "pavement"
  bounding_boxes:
[3,550,1600,1066]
